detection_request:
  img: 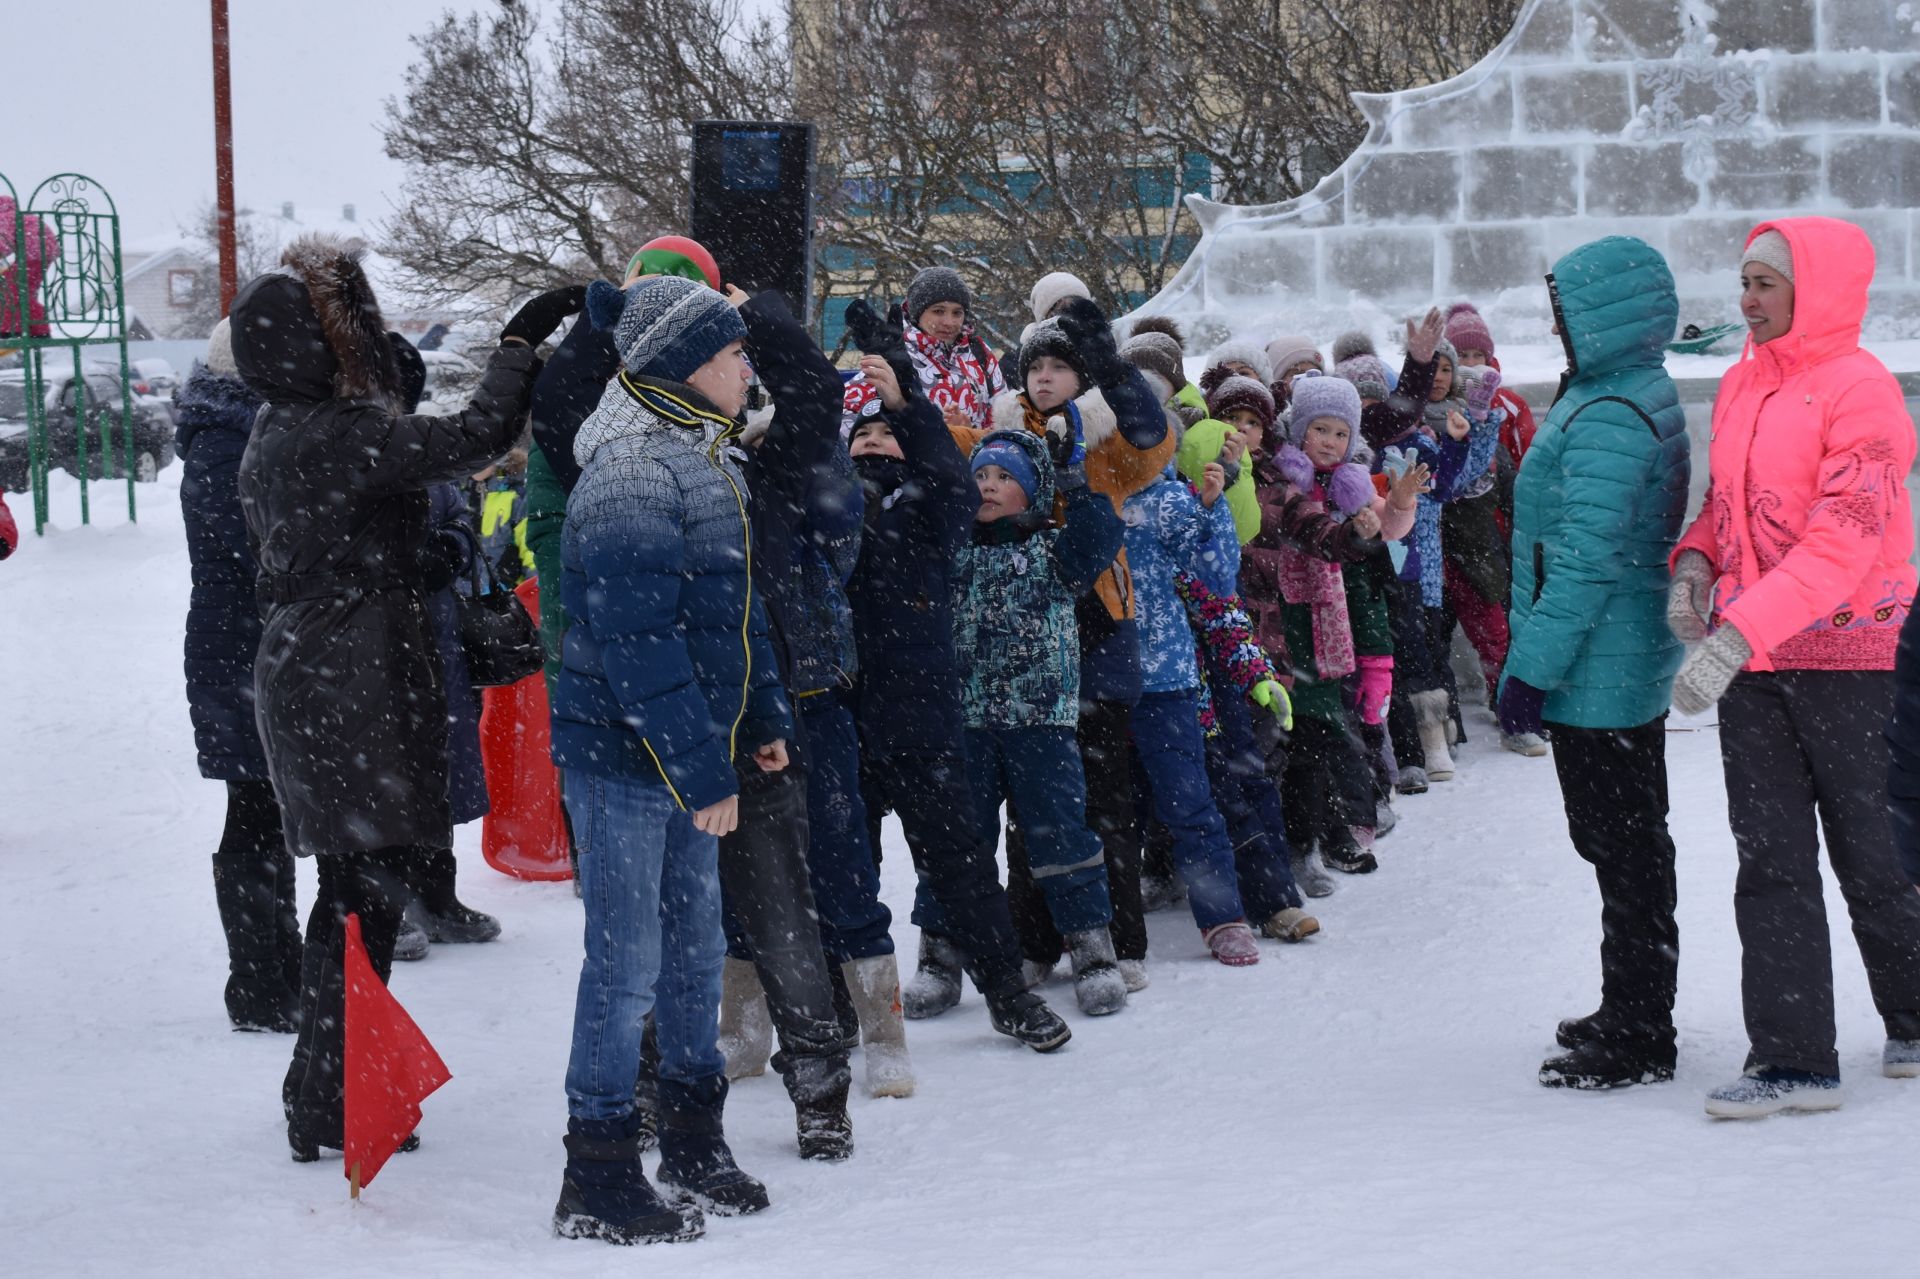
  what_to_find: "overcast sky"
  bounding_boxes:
[10,0,783,252]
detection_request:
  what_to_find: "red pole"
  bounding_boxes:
[211,0,238,317]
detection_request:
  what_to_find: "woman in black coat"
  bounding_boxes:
[232,234,581,1158]
[175,320,301,1032]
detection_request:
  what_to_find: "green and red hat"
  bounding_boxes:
[625,236,722,290]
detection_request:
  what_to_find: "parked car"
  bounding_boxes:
[0,365,175,491]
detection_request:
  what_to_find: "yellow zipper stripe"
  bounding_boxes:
[641,739,688,811]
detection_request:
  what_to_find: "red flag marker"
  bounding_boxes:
[343,912,451,1198]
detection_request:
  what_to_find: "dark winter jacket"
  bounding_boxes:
[522,443,569,692]
[737,290,864,698]
[233,259,538,858]
[175,362,269,781]
[529,312,620,493]
[952,430,1124,729]
[549,375,793,812]
[422,481,489,826]
[848,392,978,759]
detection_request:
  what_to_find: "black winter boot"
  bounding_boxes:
[1556,1009,1608,1050]
[1318,826,1378,875]
[1539,1036,1676,1090]
[985,989,1072,1052]
[795,1078,854,1163]
[554,1113,702,1245]
[655,1075,770,1217]
[213,842,301,1033]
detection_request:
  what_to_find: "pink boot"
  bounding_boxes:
[1202,922,1261,967]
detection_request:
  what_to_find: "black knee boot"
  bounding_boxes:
[212,780,300,1032]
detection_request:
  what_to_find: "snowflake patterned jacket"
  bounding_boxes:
[1674,216,1916,671]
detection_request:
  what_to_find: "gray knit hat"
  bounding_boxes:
[904,266,971,326]
[1333,353,1391,402]
[585,275,747,382]
[1741,229,1794,282]
[1203,338,1274,387]
[1121,330,1186,390]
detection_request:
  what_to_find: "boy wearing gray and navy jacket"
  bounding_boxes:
[941,426,1130,1017]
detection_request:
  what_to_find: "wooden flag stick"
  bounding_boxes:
[350,1160,362,1201]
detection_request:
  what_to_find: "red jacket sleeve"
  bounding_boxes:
[0,491,16,559]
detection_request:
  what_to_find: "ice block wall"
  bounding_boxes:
[1135,0,1920,349]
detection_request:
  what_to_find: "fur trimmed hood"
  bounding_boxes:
[988,384,1118,453]
[230,234,402,408]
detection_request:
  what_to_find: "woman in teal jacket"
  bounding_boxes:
[1497,236,1692,1092]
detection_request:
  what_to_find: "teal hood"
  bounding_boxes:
[1549,236,1678,385]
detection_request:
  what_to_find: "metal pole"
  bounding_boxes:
[211,0,238,316]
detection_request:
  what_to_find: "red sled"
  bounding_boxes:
[479,577,573,881]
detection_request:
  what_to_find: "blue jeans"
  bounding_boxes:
[1132,690,1247,931]
[563,770,726,1122]
[798,693,893,960]
[916,726,1113,937]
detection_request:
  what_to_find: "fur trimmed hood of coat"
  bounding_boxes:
[230,234,403,408]
[988,384,1119,454]
[172,361,263,459]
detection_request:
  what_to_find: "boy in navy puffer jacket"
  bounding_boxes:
[948,426,1129,1015]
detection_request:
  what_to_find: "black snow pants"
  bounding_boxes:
[1547,715,1680,1055]
[1720,671,1920,1077]
[864,751,1025,997]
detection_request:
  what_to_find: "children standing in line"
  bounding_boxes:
[839,300,1076,1053]
[950,427,1131,1013]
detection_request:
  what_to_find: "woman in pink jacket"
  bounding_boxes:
[1669,216,1920,1117]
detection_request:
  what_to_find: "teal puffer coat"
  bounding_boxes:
[1505,236,1692,729]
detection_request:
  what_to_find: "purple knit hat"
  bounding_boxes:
[1285,371,1361,456]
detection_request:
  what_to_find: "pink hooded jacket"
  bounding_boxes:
[1673,217,1916,671]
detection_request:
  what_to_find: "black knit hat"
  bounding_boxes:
[904,266,971,327]
[1017,317,1090,388]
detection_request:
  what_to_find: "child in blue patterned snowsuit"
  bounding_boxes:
[940,427,1130,1016]
[1123,450,1280,967]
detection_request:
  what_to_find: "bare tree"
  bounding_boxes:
[379,0,788,310]
[177,203,280,337]
[380,0,1519,337]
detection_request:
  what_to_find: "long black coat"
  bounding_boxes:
[175,363,269,781]
[233,267,535,857]
[847,392,977,759]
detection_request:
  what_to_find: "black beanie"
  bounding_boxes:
[1017,317,1090,388]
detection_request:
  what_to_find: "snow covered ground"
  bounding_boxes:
[4,470,1918,1277]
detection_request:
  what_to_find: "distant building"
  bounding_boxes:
[120,246,205,340]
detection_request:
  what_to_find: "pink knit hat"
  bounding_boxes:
[1444,303,1495,358]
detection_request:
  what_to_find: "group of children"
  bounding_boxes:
[510,248,1551,1241]
[827,267,1544,1024]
